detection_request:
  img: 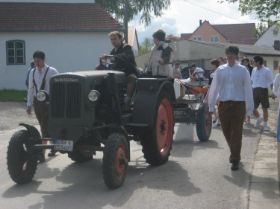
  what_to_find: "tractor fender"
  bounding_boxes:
[132,78,175,128]
[19,123,41,141]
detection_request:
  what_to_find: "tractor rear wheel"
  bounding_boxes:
[141,92,174,166]
[102,133,129,189]
[7,130,39,184]
[196,103,212,142]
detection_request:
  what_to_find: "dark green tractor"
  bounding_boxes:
[7,70,176,189]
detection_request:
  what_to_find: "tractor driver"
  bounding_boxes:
[102,31,138,108]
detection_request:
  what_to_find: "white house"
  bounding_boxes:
[0,0,123,90]
[255,24,280,49]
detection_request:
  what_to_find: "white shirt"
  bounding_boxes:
[27,64,58,107]
[273,73,280,110]
[208,63,254,116]
[251,66,273,89]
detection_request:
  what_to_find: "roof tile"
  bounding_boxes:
[0,2,122,32]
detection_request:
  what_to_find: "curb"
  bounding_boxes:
[248,107,280,209]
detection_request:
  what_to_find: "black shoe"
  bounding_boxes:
[231,162,239,171]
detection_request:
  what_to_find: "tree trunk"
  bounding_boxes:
[123,0,129,43]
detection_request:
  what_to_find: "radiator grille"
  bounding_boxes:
[51,82,81,118]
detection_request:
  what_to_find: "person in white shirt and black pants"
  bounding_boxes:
[27,51,58,162]
[208,46,254,171]
[251,56,273,131]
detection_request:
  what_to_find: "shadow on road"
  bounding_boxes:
[223,166,279,200]
[2,157,201,209]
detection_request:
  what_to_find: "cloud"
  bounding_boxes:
[131,17,178,43]
[131,0,259,44]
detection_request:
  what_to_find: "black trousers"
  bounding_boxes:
[218,101,246,162]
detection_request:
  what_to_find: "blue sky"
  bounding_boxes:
[130,0,259,43]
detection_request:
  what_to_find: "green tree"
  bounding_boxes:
[96,0,171,41]
[222,0,280,22]
[139,38,154,55]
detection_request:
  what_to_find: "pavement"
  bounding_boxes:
[248,101,280,209]
[0,102,279,209]
[0,102,37,133]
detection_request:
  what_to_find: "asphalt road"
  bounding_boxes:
[0,122,260,209]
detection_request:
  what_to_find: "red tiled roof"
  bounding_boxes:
[0,2,122,32]
[181,33,192,40]
[213,23,257,45]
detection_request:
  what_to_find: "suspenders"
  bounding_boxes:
[32,67,50,94]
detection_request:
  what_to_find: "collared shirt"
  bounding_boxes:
[208,63,254,116]
[273,73,280,110]
[27,64,58,107]
[251,66,273,89]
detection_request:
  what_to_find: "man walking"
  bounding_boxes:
[27,51,58,162]
[251,56,273,131]
[208,46,254,171]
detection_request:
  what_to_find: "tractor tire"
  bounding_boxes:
[196,103,212,142]
[7,130,38,184]
[68,149,92,163]
[141,92,174,166]
[102,133,129,189]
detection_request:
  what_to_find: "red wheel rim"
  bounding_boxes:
[156,98,174,156]
[114,144,127,175]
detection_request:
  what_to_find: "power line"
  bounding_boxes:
[182,0,251,23]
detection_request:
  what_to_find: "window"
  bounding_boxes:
[193,36,202,41]
[210,36,220,43]
[274,60,279,70]
[6,40,25,65]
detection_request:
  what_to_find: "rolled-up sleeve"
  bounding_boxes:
[208,71,220,112]
[244,70,254,116]
[273,74,280,97]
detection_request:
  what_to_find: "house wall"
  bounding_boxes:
[189,21,227,43]
[132,35,139,56]
[136,40,280,74]
[136,40,226,70]
[0,32,112,90]
[255,25,280,48]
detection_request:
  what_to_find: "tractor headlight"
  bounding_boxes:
[88,90,100,102]
[36,91,48,102]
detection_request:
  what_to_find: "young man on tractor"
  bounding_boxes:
[101,31,138,109]
[146,29,174,78]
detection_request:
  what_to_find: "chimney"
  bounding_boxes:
[274,40,280,50]
[199,20,203,26]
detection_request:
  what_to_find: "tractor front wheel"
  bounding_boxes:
[102,133,129,189]
[7,130,39,184]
